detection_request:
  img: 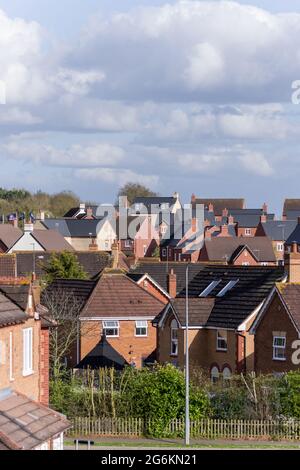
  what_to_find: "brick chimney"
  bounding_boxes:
[260,214,267,223]
[220,224,230,237]
[285,242,300,282]
[191,218,197,233]
[208,203,214,213]
[168,269,177,298]
[228,215,234,225]
[89,238,99,251]
[9,218,18,228]
[222,208,228,218]
[86,207,94,219]
[111,241,119,269]
[191,193,196,204]
[262,203,268,213]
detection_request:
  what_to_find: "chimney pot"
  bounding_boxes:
[86,207,93,219]
[208,203,214,213]
[262,203,268,213]
[191,193,196,203]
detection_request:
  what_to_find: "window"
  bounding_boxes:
[161,225,167,234]
[143,245,147,255]
[242,262,250,266]
[273,336,286,361]
[223,367,231,380]
[23,328,33,376]
[125,240,131,248]
[277,243,284,252]
[199,280,221,297]
[216,331,227,351]
[217,279,239,297]
[103,321,119,337]
[162,248,167,257]
[171,319,178,356]
[245,228,251,236]
[104,240,109,250]
[135,203,142,212]
[9,332,13,381]
[135,321,148,336]
[211,366,219,384]
[261,262,268,266]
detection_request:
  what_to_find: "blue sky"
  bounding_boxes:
[0,0,300,213]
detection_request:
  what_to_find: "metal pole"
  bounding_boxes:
[185,263,190,446]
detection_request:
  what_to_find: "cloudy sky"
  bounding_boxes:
[1,0,300,213]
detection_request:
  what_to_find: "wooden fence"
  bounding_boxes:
[68,417,300,440]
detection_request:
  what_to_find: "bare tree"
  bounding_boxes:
[42,287,90,378]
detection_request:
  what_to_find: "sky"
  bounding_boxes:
[0,1,300,214]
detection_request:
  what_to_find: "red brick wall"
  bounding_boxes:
[81,320,157,368]
[237,227,256,237]
[138,279,169,304]
[255,293,299,374]
[39,328,49,406]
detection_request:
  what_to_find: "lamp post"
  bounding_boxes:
[185,263,190,446]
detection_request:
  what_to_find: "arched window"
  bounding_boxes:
[222,367,231,381]
[211,366,219,384]
[170,319,178,356]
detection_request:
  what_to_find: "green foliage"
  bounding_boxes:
[151,246,160,258]
[43,251,88,283]
[0,187,80,219]
[117,182,158,205]
[279,371,300,418]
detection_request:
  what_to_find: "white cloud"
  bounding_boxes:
[54,68,105,95]
[75,168,159,187]
[0,107,42,125]
[2,140,124,167]
[238,151,274,176]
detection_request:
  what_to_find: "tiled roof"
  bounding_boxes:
[0,225,22,250]
[80,270,165,319]
[42,278,96,310]
[0,284,29,310]
[200,237,276,263]
[193,199,245,215]
[13,251,111,279]
[177,265,284,329]
[286,224,300,245]
[31,230,74,251]
[278,284,300,332]
[129,261,206,294]
[0,390,70,450]
[170,297,215,327]
[132,196,177,211]
[229,211,274,228]
[284,210,300,220]
[283,199,300,215]
[41,218,106,237]
[76,335,128,370]
[64,205,100,218]
[0,293,28,327]
[258,220,297,241]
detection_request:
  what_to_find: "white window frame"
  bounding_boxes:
[273,336,286,361]
[216,331,227,351]
[9,332,14,381]
[23,328,33,376]
[135,320,148,337]
[170,319,178,356]
[223,367,231,380]
[143,245,147,255]
[211,366,219,384]
[162,248,167,257]
[125,239,131,248]
[160,225,167,234]
[261,262,268,266]
[102,321,119,337]
[242,262,250,266]
[217,279,239,297]
[277,243,284,252]
[199,280,221,297]
[245,228,252,236]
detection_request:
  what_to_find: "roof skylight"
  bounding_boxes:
[199,280,221,297]
[216,279,239,297]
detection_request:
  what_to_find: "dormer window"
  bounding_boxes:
[199,280,221,297]
[217,279,239,297]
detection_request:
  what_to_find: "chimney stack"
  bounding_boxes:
[86,207,94,219]
[208,203,214,213]
[285,242,300,282]
[260,214,267,223]
[89,238,99,252]
[220,224,230,237]
[222,208,228,218]
[228,215,234,225]
[111,241,119,269]
[168,269,177,298]
[262,203,268,213]
[191,193,196,204]
[191,217,197,233]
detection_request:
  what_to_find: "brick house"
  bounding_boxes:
[0,278,69,450]
[251,243,300,374]
[118,215,160,259]
[154,265,284,380]
[198,237,277,265]
[0,225,23,253]
[79,269,165,368]
[282,199,300,220]
[191,197,245,221]
[255,219,296,264]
